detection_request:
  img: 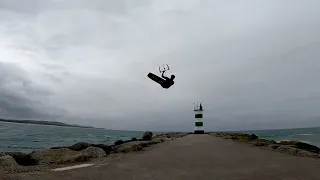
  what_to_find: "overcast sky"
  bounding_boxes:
[0,0,320,131]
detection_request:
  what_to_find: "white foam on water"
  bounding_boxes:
[51,164,94,172]
[295,133,313,136]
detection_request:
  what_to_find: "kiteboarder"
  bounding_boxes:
[160,69,175,89]
[147,64,175,89]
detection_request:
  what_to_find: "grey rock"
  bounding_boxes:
[0,155,18,168]
[81,147,106,158]
[142,131,153,141]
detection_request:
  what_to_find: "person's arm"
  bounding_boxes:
[161,71,166,79]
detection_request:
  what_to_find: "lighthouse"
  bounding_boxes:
[193,102,204,134]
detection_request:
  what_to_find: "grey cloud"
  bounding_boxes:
[39,62,70,84]
[1,0,320,131]
[0,0,53,14]
[0,0,150,15]
[0,62,68,120]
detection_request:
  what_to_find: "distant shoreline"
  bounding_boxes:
[0,118,103,129]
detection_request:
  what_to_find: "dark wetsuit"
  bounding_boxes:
[160,73,175,89]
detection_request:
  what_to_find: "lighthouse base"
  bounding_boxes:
[194,130,204,134]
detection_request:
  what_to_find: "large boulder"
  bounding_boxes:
[142,131,153,141]
[68,142,93,151]
[230,134,252,142]
[249,138,277,147]
[81,147,106,158]
[152,133,188,141]
[0,155,19,168]
[268,140,277,144]
[279,141,319,153]
[52,143,112,154]
[30,148,91,165]
[135,139,164,149]
[275,145,319,158]
[0,152,37,166]
[111,139,165,153]
[112,142,144,153]
[57,153,91,164]
[249,134,259,140]
[0,155,38,173]
[92,144,112,154]
[0,152,23,157]
[152,133,167,139]
[225,133,277,146]
[250,141,269,147]
[268,144,281,149]
[114,140,124,146]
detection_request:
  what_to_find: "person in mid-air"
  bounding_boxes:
[160,70,175,89]
[147,64,175,89]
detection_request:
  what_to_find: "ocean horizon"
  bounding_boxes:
[0,121,319,152]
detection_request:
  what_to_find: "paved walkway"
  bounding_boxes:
[7,134,320,180]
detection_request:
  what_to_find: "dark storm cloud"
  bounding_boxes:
[0,62,67,120]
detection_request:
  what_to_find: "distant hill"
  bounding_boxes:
[0,118,97,129]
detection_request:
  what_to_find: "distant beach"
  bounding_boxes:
[0,118,96,129]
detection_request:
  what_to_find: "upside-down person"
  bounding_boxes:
[159,70,175,89]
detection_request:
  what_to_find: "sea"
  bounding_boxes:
[0,121,319,153]
[242,127,320,147]
[0,122,146,153]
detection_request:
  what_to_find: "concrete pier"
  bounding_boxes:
[7,134,320,180]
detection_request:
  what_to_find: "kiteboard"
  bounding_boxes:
[147,72,165,85]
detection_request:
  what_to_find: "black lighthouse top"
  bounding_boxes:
[194,102,203,111]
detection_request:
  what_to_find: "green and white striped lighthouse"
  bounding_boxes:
[193,102,204,134]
